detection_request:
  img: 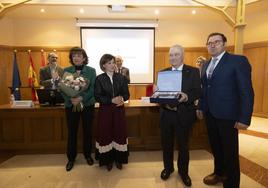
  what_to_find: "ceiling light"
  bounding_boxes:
[192,10,196,15]
[154,9,159,15]
[40,8,45,13]
[80,8,84,14]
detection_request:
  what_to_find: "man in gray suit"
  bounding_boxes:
[115,56,130,84]
[39,52,64,89]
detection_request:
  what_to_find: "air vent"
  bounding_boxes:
[108,5,126,12]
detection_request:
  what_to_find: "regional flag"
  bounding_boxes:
[12,52,21,100]
[28,51,39,101]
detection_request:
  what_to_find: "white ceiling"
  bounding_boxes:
[1,0,260,6]
[1,0,267,20]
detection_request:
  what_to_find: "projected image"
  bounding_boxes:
[81,28,155,84]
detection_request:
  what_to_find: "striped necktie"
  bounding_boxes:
[207,58,218,79]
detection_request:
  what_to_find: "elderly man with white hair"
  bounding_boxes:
[115,55,130,84]
[159,44,201,187]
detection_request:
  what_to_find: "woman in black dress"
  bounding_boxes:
[94,54,129,171]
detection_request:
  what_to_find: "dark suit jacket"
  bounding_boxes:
[119,67,130,84]
[94,73,130,104]
[160,65,201,126]
[39,65,64,88]
[200,52,254,125]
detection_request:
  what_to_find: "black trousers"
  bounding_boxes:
[160,108,192,175]
[65,105,94,161]
[206,111,240,188]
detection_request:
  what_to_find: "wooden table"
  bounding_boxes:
[0,100,209,154]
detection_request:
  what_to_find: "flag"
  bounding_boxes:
[40,51,46,67]
[12,52,21,100]
[28,52,39,101]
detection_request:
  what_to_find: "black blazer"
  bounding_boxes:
[94,72,130,104]
[160,65,201,126]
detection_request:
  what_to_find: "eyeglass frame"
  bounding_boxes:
[206,40,224,47]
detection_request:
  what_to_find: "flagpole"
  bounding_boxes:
[12,50,22,100]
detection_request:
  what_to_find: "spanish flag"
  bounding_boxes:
[28,51,39,101]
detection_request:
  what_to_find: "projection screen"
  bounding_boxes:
[81,28,155,84]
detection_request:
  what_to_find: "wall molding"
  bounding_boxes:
[2,41,267,53]
[0,45,73,52]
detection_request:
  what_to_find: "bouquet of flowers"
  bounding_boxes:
[59,72,89,112]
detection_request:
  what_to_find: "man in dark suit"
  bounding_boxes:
[159,45,201,187]
[197,32,254,188]
[115,55,130,84]
[39,52,64,89]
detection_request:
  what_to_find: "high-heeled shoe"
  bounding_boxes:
[115,162,122,170]
[106,163,113,171]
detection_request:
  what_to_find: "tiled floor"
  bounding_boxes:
[0,150,265,188]
[239,134,268,169]
[248,117,268,134]
[0,116,267,188]
[238,116,268,187]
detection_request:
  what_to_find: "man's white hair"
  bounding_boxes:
[169,44,184,54]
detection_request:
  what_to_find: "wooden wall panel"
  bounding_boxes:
[0,102,209,153]
[31,118,55,142]
[2,119,24,142]
[128,85,136,99]
[262,48,268,113]
[59,51,71,68]
[133,85,147,99]
[155,49,167,82]
[184,51,208,67]
[1,43,268,117]
[0,48,11,105]
[244,47,266,113]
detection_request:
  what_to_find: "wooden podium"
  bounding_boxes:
[0,100,209,154]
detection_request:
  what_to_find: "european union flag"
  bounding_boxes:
[12,52,21,100]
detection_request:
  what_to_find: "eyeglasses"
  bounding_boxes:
[206,40,223,46]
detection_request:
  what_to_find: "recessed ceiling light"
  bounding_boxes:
[154,9,159,15]
[80,8,84,14]
[40,8,45,13]
[192,10,196,15]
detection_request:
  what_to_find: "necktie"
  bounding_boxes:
[207,58,218,79]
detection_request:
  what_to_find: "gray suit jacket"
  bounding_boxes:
[39,65,64,89]
[119,66,130,84]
